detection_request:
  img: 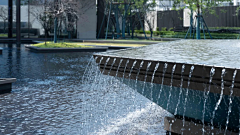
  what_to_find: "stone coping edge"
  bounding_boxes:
[70,39,159,45]
[25,45,109,53]
[0,78,17,85]
[164,117,237,135]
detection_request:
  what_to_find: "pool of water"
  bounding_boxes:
[100,40,240,68]
[0,44,172,134]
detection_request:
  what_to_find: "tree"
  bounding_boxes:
[29,0,55,39]
[0,6,8,34]
[30,0,91,43]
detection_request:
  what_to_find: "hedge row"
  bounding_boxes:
[134,30,240,39]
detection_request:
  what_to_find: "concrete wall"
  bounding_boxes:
[157,9,184,30]
[157,6,240,30]
[77,0,97,39]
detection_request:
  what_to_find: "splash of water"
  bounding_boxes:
[166,64,176,110]
[182,65,194,133]
[157,63,168,105]
[133,61,144,110]
[224,70,237,134]
[113,59,123,114]
[82,56,103,134]
[174,64,185,116]
[141,62,152,95]
[103,58,116,125]
[89,57,110,133]
[202,67,215,135]
[211,69,226,131]
[81,56,94,84]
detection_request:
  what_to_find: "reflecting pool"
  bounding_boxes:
[0,44,171,134]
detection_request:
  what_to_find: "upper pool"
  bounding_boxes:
[99,40,240,68]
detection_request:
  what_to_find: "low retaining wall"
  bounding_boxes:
[25,46,108,53]
[0,78,17,94]
[0,47,2,54]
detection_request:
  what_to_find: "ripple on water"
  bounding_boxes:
[0,44,172,134]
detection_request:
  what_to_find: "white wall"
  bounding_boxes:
[77,0,97,39]
[144,11,157,31]
[0,5,44,35]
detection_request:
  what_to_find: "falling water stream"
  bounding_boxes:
[166,64,176,110]
[211,69,226,131]
[150,63,160,101]
[133,61,144,110]
[182,65,195,133]
[202,67,215,134]
[157,63,168,105]
[225,70,237,134]
[103,58,116,129]
[174,64,185,116]
[142,62,152,95]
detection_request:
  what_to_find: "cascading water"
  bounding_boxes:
[166,64,176,110]
[133,61,144,110]
[81,56,94,84]
[157,63,168,105]
[128,60,137,85]
[103,58,116,127]
[174,64,185,116]
[225,70,237,134]
[150,63,159,101]
[211,69,226,131]
[113,59,123,115]
[202,67,215,134]
[135,61,144,89]
[182,65,194,133]
[142,62,152,95]
[82,56,100,134]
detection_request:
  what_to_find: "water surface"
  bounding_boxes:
[0,44,171,134]
[100,40,240,68]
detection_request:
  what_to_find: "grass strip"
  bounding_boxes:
[33,42,93,48]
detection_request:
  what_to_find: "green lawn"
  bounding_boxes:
[33,42,93,48]
[0,34,7,37]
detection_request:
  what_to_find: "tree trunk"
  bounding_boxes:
[3,20,5,33]
[54,17,58,43]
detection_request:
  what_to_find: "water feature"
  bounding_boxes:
[93,39,240,134]
[2,39,240,134]
[0,44,173,134]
